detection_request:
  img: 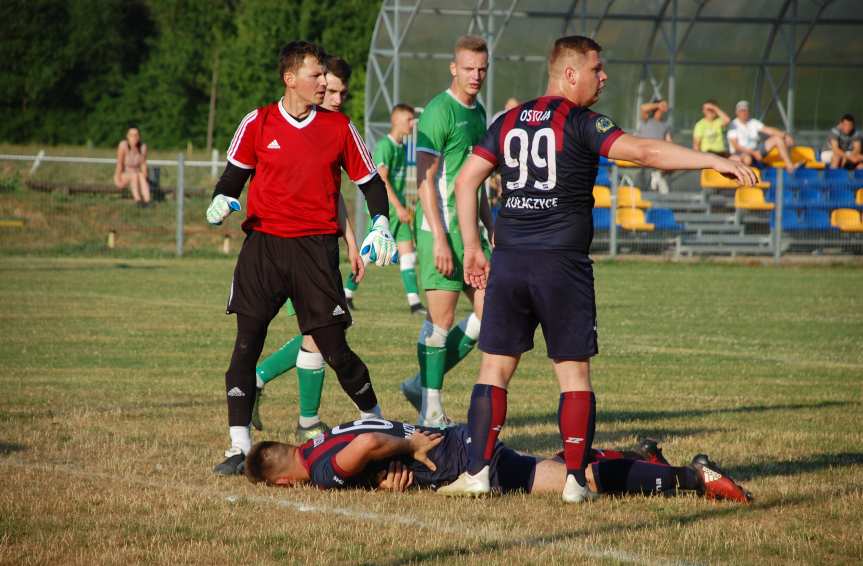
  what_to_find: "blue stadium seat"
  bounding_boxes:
[771,209,805,231]
[595,166,611,187]
[827,187,856,208]
[803,209,831,230]
[799,187,827,207]
[761,168,778,185]
[854,169,863,180]
[793,168,821,182]
[825,169,851,183]
[598,156,612,166]
[646,207,682,231]
[592,208,610,230]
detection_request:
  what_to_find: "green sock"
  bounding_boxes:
[345,273,359,292]
[400,267,419,295]
[297,350,325,419]
[418,343,447,390]
[443,319,478,372]
[256,335,302,384]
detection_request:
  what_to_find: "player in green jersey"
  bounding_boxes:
[400,36,495,427]
[343,103,426,315]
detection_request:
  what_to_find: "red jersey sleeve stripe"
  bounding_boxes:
[473,145,497,165]
[599,129,625,157]
[227,109,258,160]
[348,122,376,174]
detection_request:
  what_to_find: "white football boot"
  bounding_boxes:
[562,474,599,503]
[436,465,491,497]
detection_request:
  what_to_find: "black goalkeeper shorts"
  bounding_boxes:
[226,231,351,333]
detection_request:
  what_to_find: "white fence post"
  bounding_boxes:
[29,149,45,175]
[176,153,185,257]
[210,149,219,177]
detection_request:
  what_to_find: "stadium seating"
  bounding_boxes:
[804,209,831,230]
[735,187,775,210]
[617,186,652,208]
[592,207,611,230]
[825,169,851,183]
[762,145,823,169]
[701,168,769,190]
[830,208,863,232]
[855,169,863,180]
[771,208,804,231]
[593,185,611,208]
[617,207,655,231]
[646,207,682,231]
[596,166,611,187]
[858,188,863,206]
[614,159,640,168]
[827,187,856,208]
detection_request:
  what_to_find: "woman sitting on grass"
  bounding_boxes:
[113,126,151,207]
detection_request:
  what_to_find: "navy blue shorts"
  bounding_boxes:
[478,249,598,360]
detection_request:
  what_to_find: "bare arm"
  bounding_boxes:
[139,145,148,176]
[759,125,785,138]
[830,138,845,157]
[456,154,497,289]
[333,431,442,477]
[114,143,125,182]
[692,133,702,151]
[378,165,410,222]
[729,136,755,157]
[479,184,494,238]
[608,134,756,185]
[639,102,659,122]
[417,150,455,276]
[714,106,731,127]
[851,139,862,157]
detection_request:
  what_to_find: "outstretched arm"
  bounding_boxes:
[608,134,757,186]
[333,431,442,478]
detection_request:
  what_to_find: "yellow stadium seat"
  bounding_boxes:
[593,185,611,208]
[614,159,640,168]
[856,188,863,206]
[617,208,655,231]
[735,187,775,211]
[830,208,863,232]
[700,168,769,189]
[617,186,652,209]
[762,145,823,169]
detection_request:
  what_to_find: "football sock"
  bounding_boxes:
[229,425,251,455]
[466,384,507,475]
[420,387,442,418]
[360,405,382,419]
[590,460,700,495]
[225,314,268,428]
[256,334,302,385]
[296,348,325,421]
[444,313,481,371]
[418,321,448,390]
[559,391,596,486]
[399,252,421,305]
[310,323,378,412]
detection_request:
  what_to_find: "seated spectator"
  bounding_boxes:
[113,126,151,207]
[727,100,796,174]
[821,114,863,170]
[693,100,730,156]
[637,98,672,194]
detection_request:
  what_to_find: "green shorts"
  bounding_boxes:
[416,228,491,292]
[364,206,414,244]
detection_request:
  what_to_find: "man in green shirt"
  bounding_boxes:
[343,103,426,314]
[400,35,494,428]
[692,100,731,156]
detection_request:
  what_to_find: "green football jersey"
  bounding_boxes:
[415,89,487,235]
[372,134,407,205]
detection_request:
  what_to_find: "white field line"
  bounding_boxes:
[0,459,700,566]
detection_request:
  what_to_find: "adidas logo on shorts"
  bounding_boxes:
[227,387,245,397]
[267,139,281,149]
[332,305,345,316]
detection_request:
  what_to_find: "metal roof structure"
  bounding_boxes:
[364,0,863,143]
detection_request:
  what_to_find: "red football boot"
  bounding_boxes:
[691,454,753,503]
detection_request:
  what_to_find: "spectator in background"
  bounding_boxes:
[727,100,797,174]
[822,114,863,170]
[693,100,730,156]
[491,97,521,124]
[113,126,151,207]
[637,99,672,194]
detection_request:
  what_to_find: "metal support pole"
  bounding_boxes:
[668,0,678,131]
[787,0,797,135]
[176,154,185,257]
[773,172,783,264]
[610,164,619,258]
[486,0,495,120]
[393,0,400,105]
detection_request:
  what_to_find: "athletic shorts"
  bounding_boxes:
[415,228,492,292]
[478,249,599,360]
[413,425,538,493]
[226,231,351,333]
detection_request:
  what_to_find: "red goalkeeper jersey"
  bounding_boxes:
[226,99,376,238]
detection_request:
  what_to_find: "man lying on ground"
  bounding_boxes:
[243,418,751,502]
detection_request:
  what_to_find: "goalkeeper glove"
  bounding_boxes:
[360,215,398,266]
[206,195,241,225]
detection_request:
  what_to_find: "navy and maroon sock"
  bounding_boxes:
[590,460,700,495]
[558,391,596,485]
[466,384,507,475]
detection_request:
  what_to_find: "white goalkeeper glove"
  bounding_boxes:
[206,195,241,225]
[360,215,399,267]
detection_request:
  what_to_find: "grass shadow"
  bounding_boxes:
[0,442,26,455]
[503,427,717,454]
[729,452,863,481]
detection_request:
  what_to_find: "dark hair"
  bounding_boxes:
[244,441,290,484]
[126,125,142,151]
[325,56,352,84]
[278,41,326,78]
[840,113,855,123]
[392,103,415,115]
[549,35,602,68]
[704,99,718,106]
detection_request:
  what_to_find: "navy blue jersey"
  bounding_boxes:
[473,96,624,253]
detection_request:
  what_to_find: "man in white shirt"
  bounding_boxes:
[727,100,797,174]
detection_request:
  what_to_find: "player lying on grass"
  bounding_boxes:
[243,418,751,502]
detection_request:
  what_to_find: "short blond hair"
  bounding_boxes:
[454,35,488,58]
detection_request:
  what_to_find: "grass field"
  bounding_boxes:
[1,255,861,565]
